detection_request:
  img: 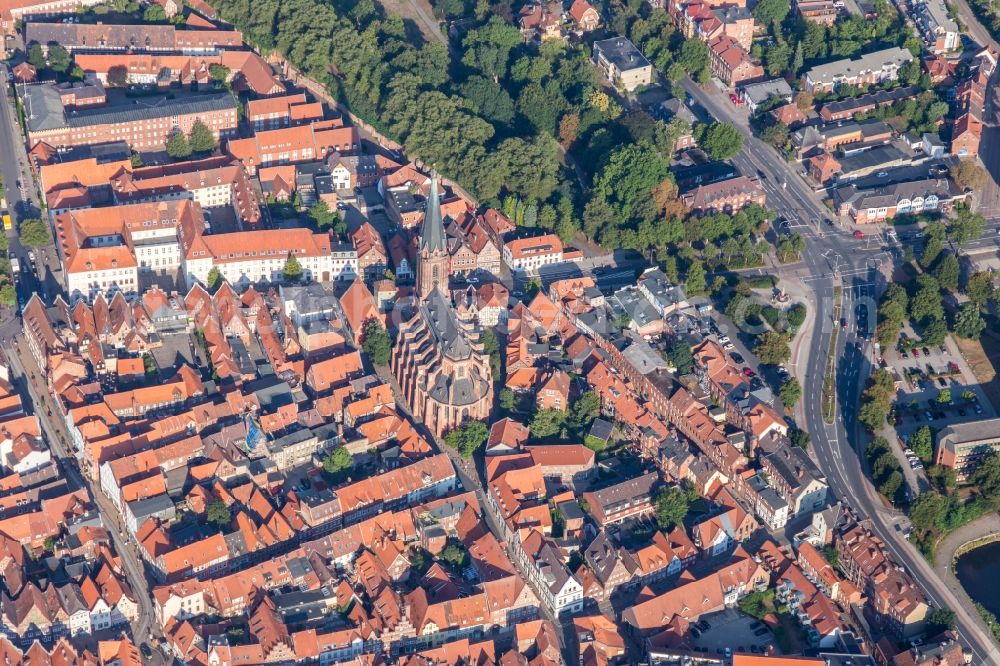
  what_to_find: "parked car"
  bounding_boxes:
[912,348,920,357]
[923,347,931,356]
[743,367,754,377]
[724,343,735,351]
[853,230,865,238]
[719,336,731,344]
[730,352,745,364]
[925,411,934,421]
[937,377,947,387]
[976,404,983,414]
[900,350,909,358]
[939,345,948,354]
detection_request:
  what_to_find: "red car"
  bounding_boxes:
[743,367,754,376]
[730,93,742,105]
[853,230,865,239]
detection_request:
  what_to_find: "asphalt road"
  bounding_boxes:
[681,76,1000,661]
[3,335,166,658]
[0,65,51,306]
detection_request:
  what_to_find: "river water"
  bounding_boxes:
[955,540,1000,617]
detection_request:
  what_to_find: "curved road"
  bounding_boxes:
[682,74,1000,662]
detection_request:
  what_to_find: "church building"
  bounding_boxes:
[391,173,494,437]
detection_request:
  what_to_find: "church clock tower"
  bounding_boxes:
[416,171,450,299]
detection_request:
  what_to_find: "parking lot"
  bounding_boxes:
[883,327,994,439]
[690,608,775,655]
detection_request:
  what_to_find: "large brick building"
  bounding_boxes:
[24,86,237,151]
[392,177,493,437]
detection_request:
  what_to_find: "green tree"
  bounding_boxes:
[909,490,948,533]
[926,608,957,635]
[165,131,192,159]
[694,122,744,160]
[762,122,790,150]
[789,427,810,449]
[500,388,517,411]
[47,43,71,73]
[283,253,303,282]
[441,542,468,568]
[107,65,129,87]
[444,420,489,458]
[593,142,670,222]
[932,253,960,292]
[952,161,988,191]
[0,284,15,307]
[308,201,338,230]
[18,219,50,248]
[668,341,695,374]
[965,271,995,307]
[949,207,986,249]
[143,3,166,20]
[859,369,897,431]
[44,536,56,553]
[970,451,1000,506]
[570,391,601,429]
[779,377,802,408]
[685,260,707,295]
[909,425,934,462]
[920,223,947,268]
[678,38,709,77]
[461,16,522,82]
[206,500,231,528]
[531,408,566,438]
[188,120,217,154]
[361,320,392,366]
[754,331,790,365]
[27,43,45,70]
[206,267,223,292]
[322,446,353,475]
[954,302,986,339]
[655,487,689,531]
[910,274,944,323]
[753,0,791,24]
[209,63,231,83]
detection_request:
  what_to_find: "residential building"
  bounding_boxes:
[802,47,914,92]
[582,473,659,527]
[739,78,793,114]
[833,177,966,223]
[760,442,829,517]
[935,418,1000,481]
[226,124,360,175]
[246,93,325,131]
[915,0,959,54]
[818,85,920,122]
[569,0,601,31]
[593,37,654,91]
[708,35,764,87]
[23,22,243,52]
[951,112,982,158]
[503,234,564,277]
[23,87,237,151]
[680,175,766,214]
[796,0,838,24]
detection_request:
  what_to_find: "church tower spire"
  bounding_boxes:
[417,171,449,299]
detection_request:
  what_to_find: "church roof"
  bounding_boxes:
[419,171,447,254]
[422,288,472,361]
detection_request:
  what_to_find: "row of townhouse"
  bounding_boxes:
[154,495,542,664]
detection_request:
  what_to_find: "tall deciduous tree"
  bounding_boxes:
[188,120,217,153]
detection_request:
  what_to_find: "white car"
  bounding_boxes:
[723,343,735,351]
[719,336,731,344]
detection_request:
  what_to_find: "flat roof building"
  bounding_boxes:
[593,37,653,91]
[935,418,1000,480]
